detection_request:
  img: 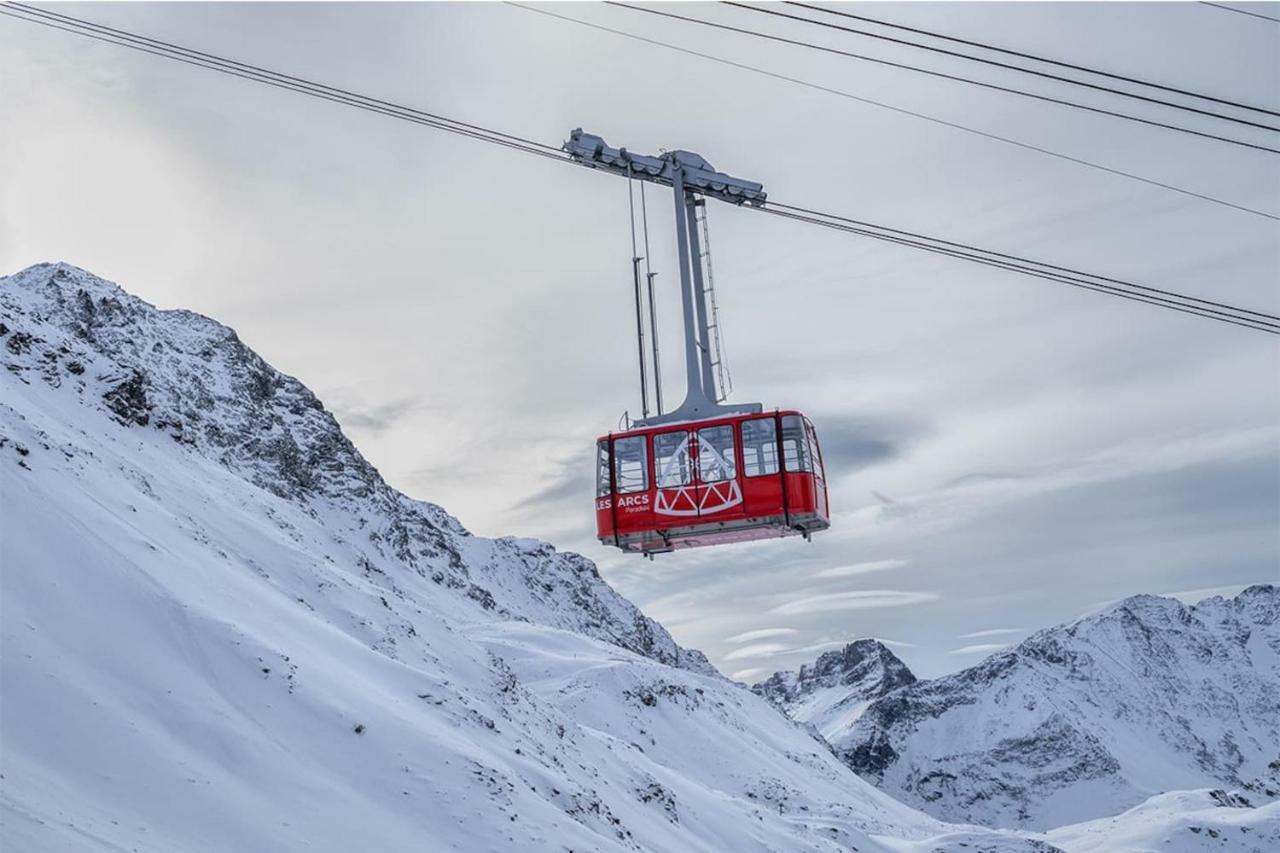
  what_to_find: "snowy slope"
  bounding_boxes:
[0,262,986,852]
[874,789,1280,853]
[1044,789,1280,853]
[752,640,916,741]
[830,587,1280,830]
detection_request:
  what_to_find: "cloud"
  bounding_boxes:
[725,638,860,665]
[958,627,1024,639]
[810,413,926,477]
[508,461,593,514]
[730,668,768,683]
[943,471,1031,489]
[723,642,794,661]
[327,396,420,435]
[725,627,799,645]
[813,559,907,579]
[788,636,919,656]
[770,590,940,616]
[1158,584,1257,605]
[725,635,922,671]
[947,643,1009,656]
[1082,581,1267,620]
[870,424,1280,545]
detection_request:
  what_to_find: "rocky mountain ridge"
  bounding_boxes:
[0,262,712,675]
[752,639,916,740]
[760,585,1280,831]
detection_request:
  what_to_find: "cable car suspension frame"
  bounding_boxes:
[566,128,764,427]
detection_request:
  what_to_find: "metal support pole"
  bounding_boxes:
[685,197,718,402]
[646,270,663,415]
[631,257,649,419]
[627,167,650,419]
[639,181,663,416]
[670,167,705,407]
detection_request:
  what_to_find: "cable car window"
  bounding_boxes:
[596,440,612,497]
[782,415,812,473]
[805,421,825,481]
[654,431,692,487]
[740,417,779,477]
[698,425,737,483]
[613,435,649,494]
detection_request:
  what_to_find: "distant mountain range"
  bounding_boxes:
[756,585,1279,831]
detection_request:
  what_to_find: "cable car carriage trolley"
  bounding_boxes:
[565,129,830,556]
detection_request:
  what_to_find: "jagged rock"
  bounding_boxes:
[753,639,916,741]
[102,370,151,426]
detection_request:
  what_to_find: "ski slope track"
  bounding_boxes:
[1,262,1276,852]
[819,588,1280,832]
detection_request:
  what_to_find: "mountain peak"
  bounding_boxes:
[752,639,916,740]
[0,262,714,674]
[5,261,390,504]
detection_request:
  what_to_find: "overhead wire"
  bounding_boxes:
[1,2,1275,334]
[605,2,1280,153]
[508,2,1277,221]
[756,206,1279,333]
[0,2,568,161]
[726,2,1280,131]
[768,202,1279,321]
[1199,2,1280,24]
[785,1,1280,116]
[763,202,1279,325]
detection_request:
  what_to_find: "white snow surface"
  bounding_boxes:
[873,790,1280,853]
[4,262,1276,853]
[0,263,971,852]
[1044,789,1280,853]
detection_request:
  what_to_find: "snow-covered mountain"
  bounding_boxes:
[1044,789,1280,853]
[752,640,916,741]
[800,587,1280,831]
[0,262,970,852]
[3,262,1276,852]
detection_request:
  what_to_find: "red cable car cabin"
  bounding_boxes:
[596,410,829,555]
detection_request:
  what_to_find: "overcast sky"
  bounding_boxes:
[2,1,1277,680]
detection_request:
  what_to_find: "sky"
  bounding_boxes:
[1,1,1277,680]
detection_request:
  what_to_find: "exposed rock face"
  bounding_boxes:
[0,261,713,675]
[831,587,1280,830]
[753,639,917,740]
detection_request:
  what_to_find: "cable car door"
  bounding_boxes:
[692,423,745,524]
[653,430,698,524]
